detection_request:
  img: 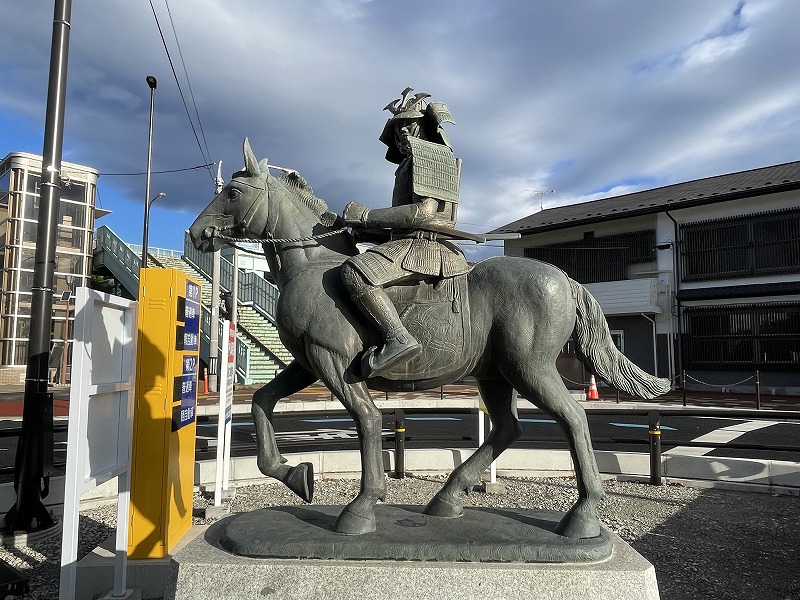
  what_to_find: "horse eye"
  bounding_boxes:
[228,188,241,200]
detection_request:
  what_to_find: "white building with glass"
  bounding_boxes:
[0,152,104,383]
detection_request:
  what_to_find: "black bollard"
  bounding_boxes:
[682,370,687,407]
[394,408,405,479]
[648,411,662,486]
[755,370,761,410]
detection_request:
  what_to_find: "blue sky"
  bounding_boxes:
[2,1,799,262]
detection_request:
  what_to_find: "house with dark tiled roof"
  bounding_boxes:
[492,161,800,395]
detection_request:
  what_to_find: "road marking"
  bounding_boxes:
[273,428,393,442]
[520,418,557,424]
[664,420,779,456]
[609,422,676,431]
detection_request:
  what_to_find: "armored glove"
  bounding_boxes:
[342,198,438,230]
[343,201,371,226]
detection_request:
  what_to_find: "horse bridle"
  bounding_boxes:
[208,174,347,247]
[233,176,272,237]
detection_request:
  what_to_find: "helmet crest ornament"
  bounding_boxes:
[384,87,431,119]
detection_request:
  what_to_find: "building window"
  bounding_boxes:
[683,303,800,372]
[524,229,656,284]
[680,207,800,281]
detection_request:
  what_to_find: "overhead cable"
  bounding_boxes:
[148,0,214,181]
[101,163,215,176]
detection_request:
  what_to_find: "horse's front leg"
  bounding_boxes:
[252,360,318,501]
[314,350,385,535]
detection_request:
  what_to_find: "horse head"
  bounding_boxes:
[189,137,272,252]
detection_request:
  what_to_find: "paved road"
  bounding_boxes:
[1,381,798,482]
[194,410,800,463]
[1,409,798,484]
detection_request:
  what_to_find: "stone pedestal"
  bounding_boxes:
[164,506,659,600]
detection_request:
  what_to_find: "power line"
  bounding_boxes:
[101,162,215,176]
[163,0,212,167]
[148,0,214,181]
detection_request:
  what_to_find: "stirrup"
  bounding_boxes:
[362,335,422,378]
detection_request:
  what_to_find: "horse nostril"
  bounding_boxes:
[202,226,216,239]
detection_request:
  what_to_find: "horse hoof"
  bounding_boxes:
[423,493,463,519]
[554,506,601,539]
[284,462,314,502]
[334,508,376,535]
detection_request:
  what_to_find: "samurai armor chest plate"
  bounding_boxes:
[407,137,459,204]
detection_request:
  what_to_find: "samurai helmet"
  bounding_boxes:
[384,87,431,119]
[379,87,455,163]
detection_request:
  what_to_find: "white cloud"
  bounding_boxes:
[0,0,799,256]
[682,30,749,68]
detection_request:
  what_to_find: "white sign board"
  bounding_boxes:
[59,289,138,600]
[215,320,235,506]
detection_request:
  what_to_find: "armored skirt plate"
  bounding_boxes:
[211,505,612,563]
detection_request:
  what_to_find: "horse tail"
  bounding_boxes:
[570,279,671,399]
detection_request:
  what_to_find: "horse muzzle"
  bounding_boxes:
[188,220,223,253]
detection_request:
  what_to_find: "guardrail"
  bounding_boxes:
[127,243,184,259]
[95,225,142,273]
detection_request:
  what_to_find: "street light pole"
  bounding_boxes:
[141,75,157,268]
[141,192,166,266]
[3,0,72,534]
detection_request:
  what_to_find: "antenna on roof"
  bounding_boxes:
[526,189,556,212]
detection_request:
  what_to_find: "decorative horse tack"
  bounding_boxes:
[189,138,670,538]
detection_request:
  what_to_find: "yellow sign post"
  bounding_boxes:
[128,268,200,559]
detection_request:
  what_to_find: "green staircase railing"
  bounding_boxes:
[93,225,250,382]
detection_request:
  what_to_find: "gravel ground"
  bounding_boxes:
[1,476,798,600]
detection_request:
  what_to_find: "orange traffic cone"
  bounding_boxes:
[587,375,599,400]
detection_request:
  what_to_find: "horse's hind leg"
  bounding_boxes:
[512,365,604,539]
[252,360,318,501]
[425,378,521,518]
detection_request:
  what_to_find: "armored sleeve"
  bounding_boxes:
[343,198,438,230]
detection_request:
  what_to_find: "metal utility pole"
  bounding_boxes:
[208,161,223,392]
[3,0,72,533]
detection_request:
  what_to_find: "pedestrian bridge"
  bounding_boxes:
[92,225,292,384]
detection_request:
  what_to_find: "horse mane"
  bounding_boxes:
[277,172,342,228]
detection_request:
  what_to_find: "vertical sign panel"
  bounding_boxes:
[215,320,235,506]
[129,268,200,559]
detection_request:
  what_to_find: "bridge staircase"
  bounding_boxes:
[92,225,291,384]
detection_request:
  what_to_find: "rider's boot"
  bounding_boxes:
[353,286,422,377]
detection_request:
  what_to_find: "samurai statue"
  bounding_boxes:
[341,87,470,377]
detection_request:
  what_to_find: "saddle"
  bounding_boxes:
[379,273,470,380]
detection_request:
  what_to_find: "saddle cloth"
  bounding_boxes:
[380,273,470,380]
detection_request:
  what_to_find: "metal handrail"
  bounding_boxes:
[183,230,279,320]
[96,225,143,271]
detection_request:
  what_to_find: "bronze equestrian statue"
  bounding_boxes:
[189,90,670,538]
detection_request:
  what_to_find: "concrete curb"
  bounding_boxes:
[192,448,800,496]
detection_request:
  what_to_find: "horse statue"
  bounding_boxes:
[189,138,670,538]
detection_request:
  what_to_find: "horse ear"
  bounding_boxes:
[243,137,262,176]
[258,159,270,174]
